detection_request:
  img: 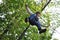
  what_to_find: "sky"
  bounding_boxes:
[0,0,60,40]
[51,27,60,40]
[44,0,60,40]
[0,0,3,4]
[45,0,60,40]
[35,0,60,40]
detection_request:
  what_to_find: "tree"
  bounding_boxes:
[0,0,59,40]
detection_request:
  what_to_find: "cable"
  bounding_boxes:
[51,28,60,35]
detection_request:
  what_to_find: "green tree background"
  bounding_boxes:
[0,0,60,40]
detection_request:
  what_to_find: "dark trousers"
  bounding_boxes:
[29,19,41,31]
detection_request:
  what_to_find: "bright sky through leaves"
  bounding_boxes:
[0,0,60,40]
[0,0,3,4]
[35,0,60,40]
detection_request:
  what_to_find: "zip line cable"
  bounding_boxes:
[17,24,30,40]
[52,28,60,35]
[17,0,51,40]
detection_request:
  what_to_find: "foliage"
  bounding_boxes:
[0,0,53,40]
